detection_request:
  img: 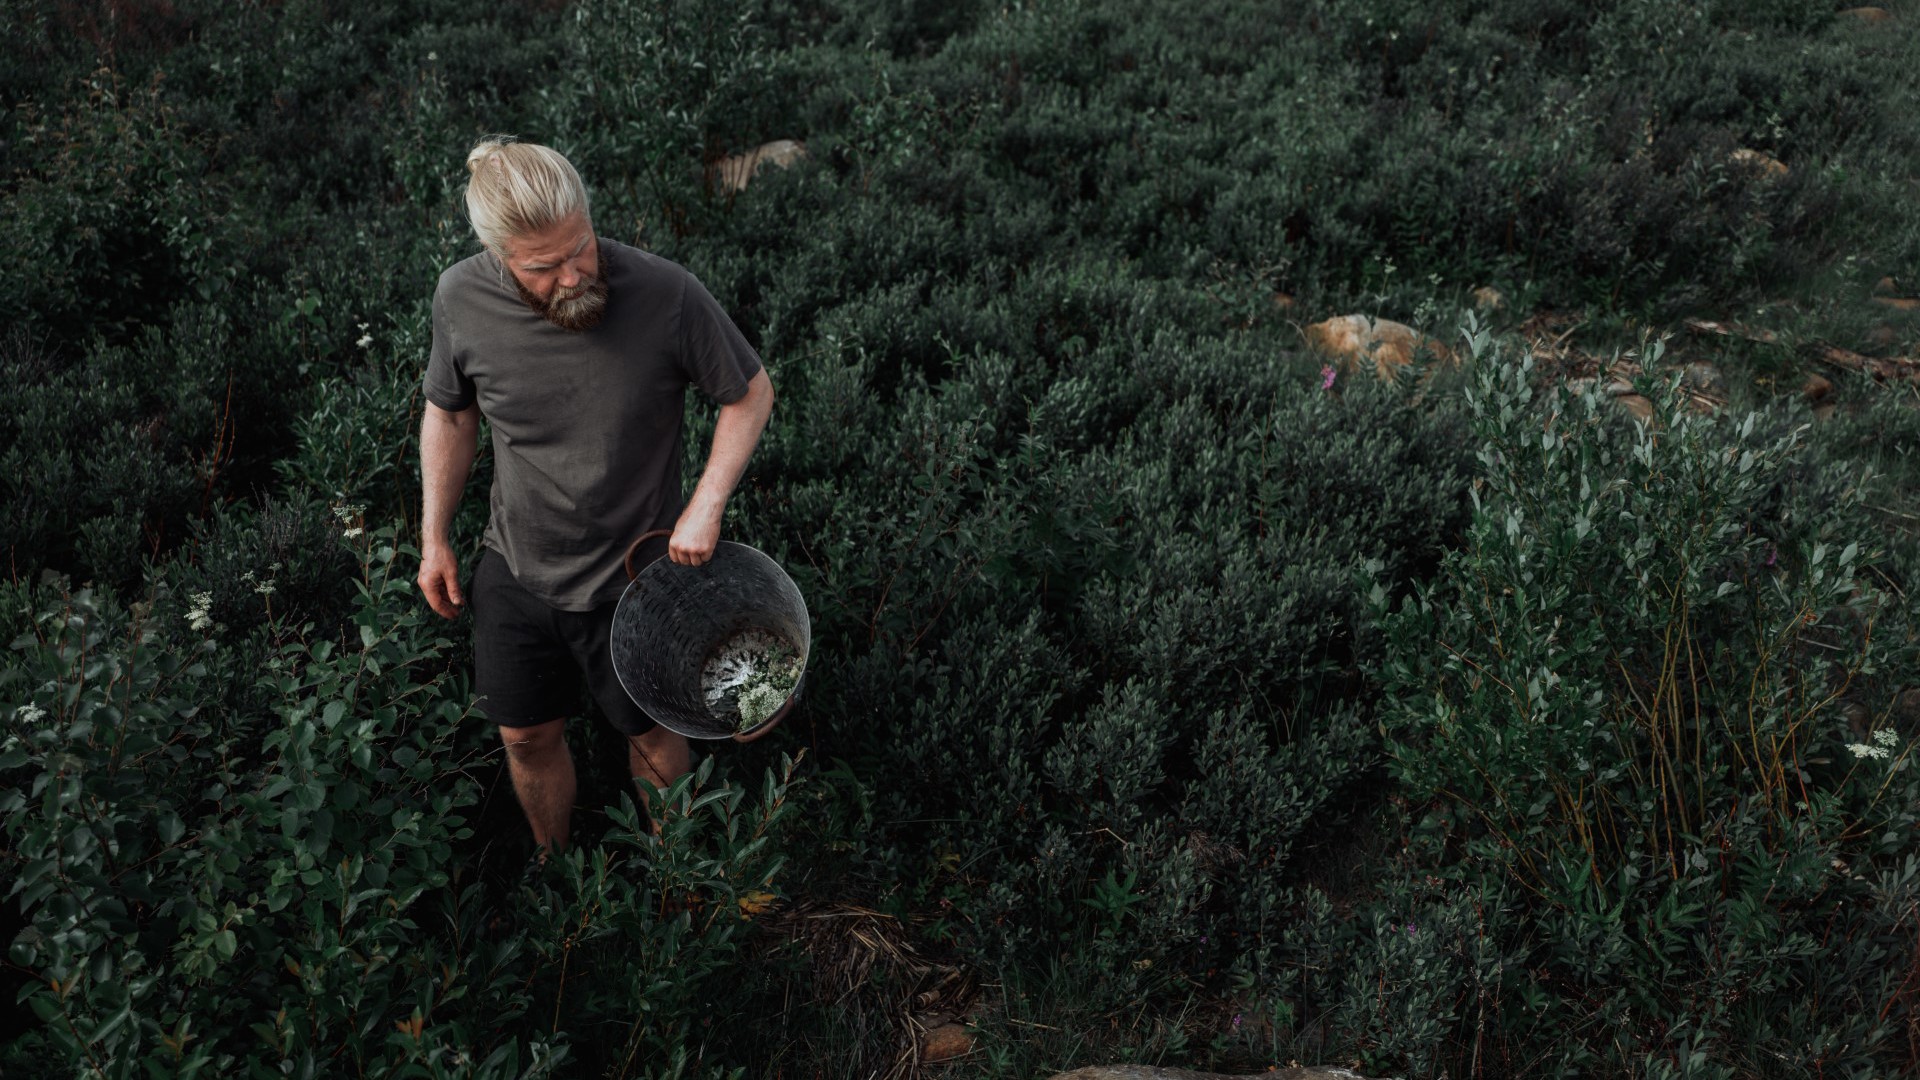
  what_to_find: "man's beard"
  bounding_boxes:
[516,270,609,332]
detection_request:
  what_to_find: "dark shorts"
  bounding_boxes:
[471,548,655,736]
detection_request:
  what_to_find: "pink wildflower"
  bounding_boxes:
[1320,365,1337,391]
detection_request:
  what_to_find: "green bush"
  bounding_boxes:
[1368,332,1920,1076]
[0,67,228,350]
[1,531,802,1076]
[9,0,1920,1074]
[0,310,235,592]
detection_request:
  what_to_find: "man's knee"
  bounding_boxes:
[627,728,689,778]
[500,719,567,762]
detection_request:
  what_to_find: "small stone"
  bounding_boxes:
[1614,393,1654,422]
[1305,314,1452,378]
[1682,361,1726,397]
[1471,285,1506,312]
[1801,373,1833,403]
[1892,687,1920,726]
[1729,148,1787,179]
[922,1023,974,1063]
[1874,276,1901,296]
[1272,292,1297,309]
[1844,702,1874,742]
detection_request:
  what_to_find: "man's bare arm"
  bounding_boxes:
[418,401,481,617]
[671,369,774,565]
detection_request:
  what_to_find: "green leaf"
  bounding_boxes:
[86,1001,132,1046]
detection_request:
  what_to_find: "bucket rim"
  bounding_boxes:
[609,537,810,742]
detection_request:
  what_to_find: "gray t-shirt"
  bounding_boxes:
[424,240,762,611]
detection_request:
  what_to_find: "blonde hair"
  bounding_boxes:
[463,136,591,256]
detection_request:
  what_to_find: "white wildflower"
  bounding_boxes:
[738,682,787,730]
[186,591,215,632]
[427,51,438,61]
[333,502,366,539]
[13,703,46,726]
[1846,740,1891,761]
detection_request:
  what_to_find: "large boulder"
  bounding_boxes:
[712,138,807,194]
[1304,314,1452,378]
[1729,148,1788,179]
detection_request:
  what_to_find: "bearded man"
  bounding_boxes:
[416,136,773,854]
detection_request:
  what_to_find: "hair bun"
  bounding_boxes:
[461,136,590,256]
[466,136,511,176]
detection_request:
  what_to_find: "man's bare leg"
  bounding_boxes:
[628,727,690,827]
[501,719,575,854]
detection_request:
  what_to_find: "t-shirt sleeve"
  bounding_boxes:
[678,272,763,405]
[424,273,476,412]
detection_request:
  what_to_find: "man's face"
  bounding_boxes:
[502,211,606,331]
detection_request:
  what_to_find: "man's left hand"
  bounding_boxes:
[668,506,723,565]
[669,369,773,567]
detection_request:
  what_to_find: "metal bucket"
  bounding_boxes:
[608,530,811,742]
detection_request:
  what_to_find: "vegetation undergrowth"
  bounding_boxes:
[4,0,1918,1076]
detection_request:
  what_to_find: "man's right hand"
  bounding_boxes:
[418,544,466,619]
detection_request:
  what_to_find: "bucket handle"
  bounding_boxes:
[622,529,675,582]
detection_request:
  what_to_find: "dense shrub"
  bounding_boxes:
[0,68,226,351]
[6,0,1920,1075]
[0,534,800,1076]
[1367,336,1919,1076]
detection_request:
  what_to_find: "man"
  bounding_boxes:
[417,136,774,854]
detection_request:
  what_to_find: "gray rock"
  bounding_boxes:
[1682,361,1727,397]
[1729,148,1787,179]
[1893,687,1920,730]
[712,139,807,194]
[1614,393,1655,422]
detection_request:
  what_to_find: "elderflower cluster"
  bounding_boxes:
[186,591,215,632]
[737,682,788,730]
[241,564,281,598]
[1845,728,1900,761]
[332,502,367,539]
